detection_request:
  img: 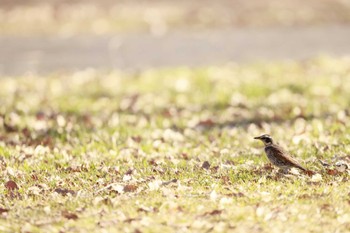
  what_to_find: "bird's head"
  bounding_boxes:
[254,134,273,145]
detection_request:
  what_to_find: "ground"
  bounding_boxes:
[2,0,350,35]
[0,57,350,232]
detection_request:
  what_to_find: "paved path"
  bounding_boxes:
[1,26,350,75]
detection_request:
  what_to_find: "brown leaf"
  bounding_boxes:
[137,206,158,213]
[54,188,75,196]
[320,204,333,211]
[210,166,219,173]
[36,111,46,120]
[125,169,133,175]
[227,192,245,198]
[62,210,78,220]
[21,127,31,137]
[31,174,39,181]
[196,119,215,128]
[124,184,138,192]
[221,176,230,185]
[5,180,18,190]
[131,136,142,143]
[326,169,338,176]
[3,121,18,132]
[0,208,9,214]
[201,161,210,170]
[225,160,235,165]
[181,153,189,160]
[201,209,223,216]
[304,170,315,176]
[124,218,139,223]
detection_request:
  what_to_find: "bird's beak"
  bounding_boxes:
[254,136,261,140]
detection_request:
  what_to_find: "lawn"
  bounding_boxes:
[0,57,350,232]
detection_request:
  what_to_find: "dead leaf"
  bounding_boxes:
[227,192,245,198]
[21,127,31,137]
[202,161,210,170]
[54,188,75,196]
[201,209,223,216]
[196,119,215,128]
[5,180,18,190]
[124,218,139,223]
[137,206,158,213]
[210,166,219,173]
[0,208,9,214]
[326,169,338,176]
[124,184,138,192]
[225,160,235,165]
[125,169,133,175]
[320,204,333,211]
[31,174,39,180]
[131,136,142,143]
[62,210,78,220]
[3,121,18,132]
[304,170,315,176]
[36,111,46,120]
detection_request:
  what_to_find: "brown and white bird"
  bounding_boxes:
[254,134,306,172]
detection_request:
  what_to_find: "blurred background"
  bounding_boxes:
[1,0,350,75]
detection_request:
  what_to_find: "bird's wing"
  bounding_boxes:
[271,145,306,171]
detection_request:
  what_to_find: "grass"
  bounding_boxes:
[0,57,350,232]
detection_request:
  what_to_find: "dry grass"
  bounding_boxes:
[0,57,350,232]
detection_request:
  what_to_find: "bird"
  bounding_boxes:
[254,134,307,172]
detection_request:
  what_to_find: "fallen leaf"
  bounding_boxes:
[125,168,134,175]
[0,208,9,214]
[304,170,315,176]
[5,180,18,190]
[227,192,245,198]
[54,188,75,196]
[3,121,18,132]
[36,111,46,120]
[327,169,338,176]
[196,119,215,128]
[181,153,189,160]
[202,161,210,170]
[62,210,78,220]
[131,136,142,143]
[123,184,138,192]
[201,209,223,216]
[210,165,219,173]
[123,218,139,223]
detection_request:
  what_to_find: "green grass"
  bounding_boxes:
[0,57,350,232]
